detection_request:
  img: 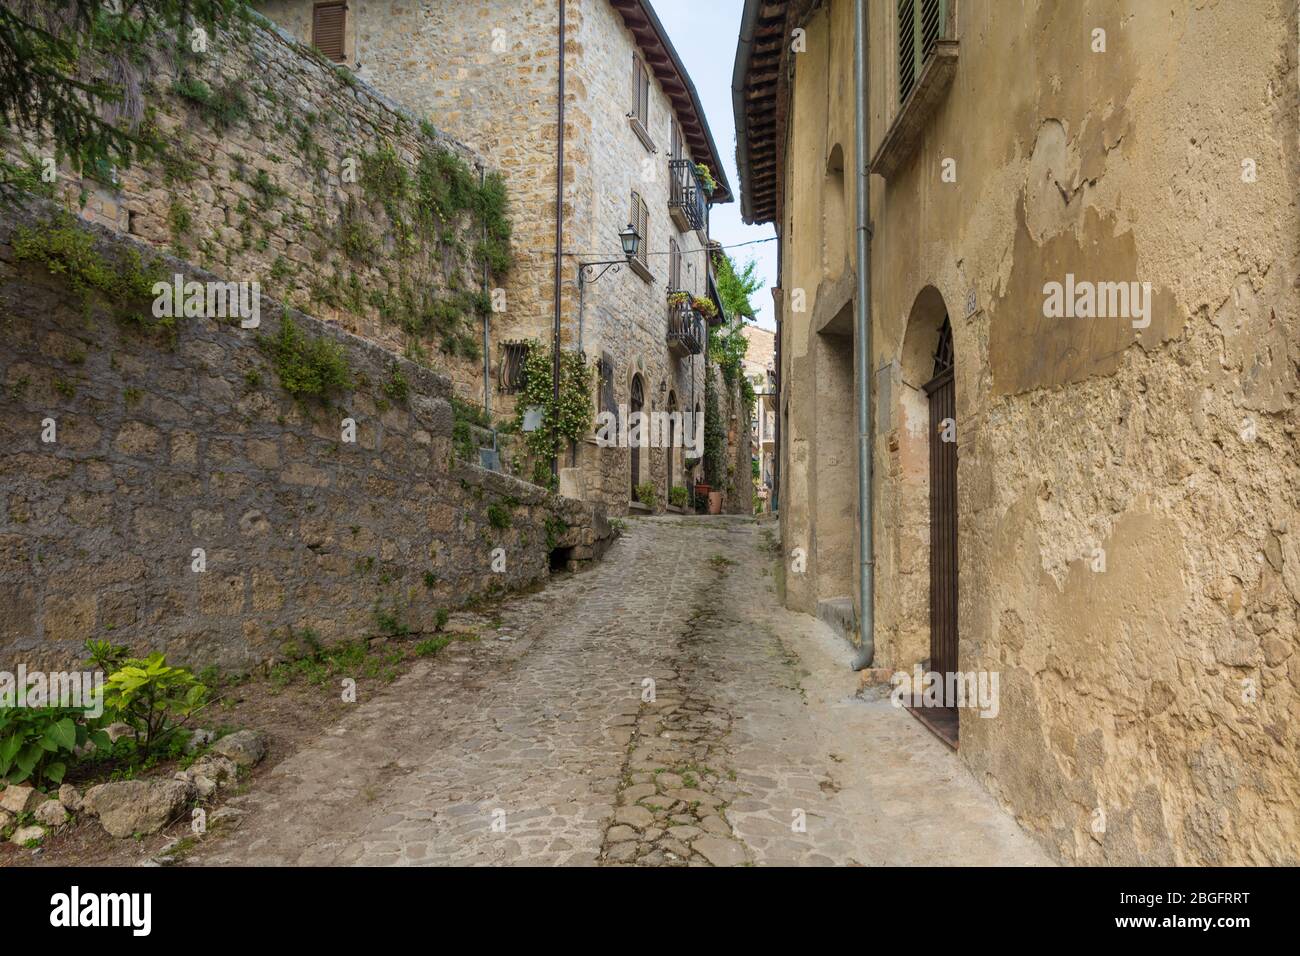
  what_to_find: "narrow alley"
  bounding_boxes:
[194,516,1048,867]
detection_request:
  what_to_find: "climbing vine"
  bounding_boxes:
[513,342,594,489]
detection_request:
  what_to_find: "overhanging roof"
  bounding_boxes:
[610,0,733,205]
[731,0,795,224]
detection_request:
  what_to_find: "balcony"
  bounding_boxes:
[667,301,704,358]
[668,159,708,234]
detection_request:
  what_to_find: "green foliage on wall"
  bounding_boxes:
[703,372,726,488]
[260,315,353,401]
[514,342,594,490]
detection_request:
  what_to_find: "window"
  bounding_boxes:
[668,237,681,290]
[898,0,945,104]
[498,341,528,394]
[670,117,683,161]
[598,352,618,422]
[631,52,650,132]
[629,190,650,279]
[312,2,347,63]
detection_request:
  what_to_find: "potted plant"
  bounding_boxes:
[669,485,688,509]
[691,295,718,320]
[694,162,717,196]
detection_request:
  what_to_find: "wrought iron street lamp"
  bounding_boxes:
[551,225,643,482]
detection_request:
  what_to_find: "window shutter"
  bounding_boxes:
[899,0,946,104]
[669,237,680,289]
[921,0,943,61]
[638,195,649,269]
[897,0,916,103]
[313,2,347,63]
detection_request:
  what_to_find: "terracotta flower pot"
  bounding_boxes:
[708,491,723,515]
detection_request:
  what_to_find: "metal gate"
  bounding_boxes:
[924,317,958,707]
[630,374,644,501]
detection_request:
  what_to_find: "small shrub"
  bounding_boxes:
[383,367,410,403]
[261,316,352,401]
[636,483,658,509]
[487,503,512,530]
[669,485,688,508]
[0,707,109,787]
[101,654,207,752]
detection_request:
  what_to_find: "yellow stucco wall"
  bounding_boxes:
[775,0,1299,864]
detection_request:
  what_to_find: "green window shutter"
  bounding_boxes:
[899,0,947,105]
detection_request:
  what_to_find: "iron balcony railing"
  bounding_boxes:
[668,158,708,233]
[667,300,704,358]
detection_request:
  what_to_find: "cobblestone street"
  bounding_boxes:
[196,515,1049,866]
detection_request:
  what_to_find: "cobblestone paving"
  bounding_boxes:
[196,515,1050,866]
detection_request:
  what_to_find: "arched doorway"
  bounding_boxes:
[666,390,678,504]
[629,373,644,502]
[898,287,959,747]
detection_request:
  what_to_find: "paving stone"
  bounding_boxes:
[614,806,655,830]
[191,517,1051,868]
[693,835,747,867]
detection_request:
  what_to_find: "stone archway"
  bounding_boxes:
[897,286,959,746]
[629,373,645,502]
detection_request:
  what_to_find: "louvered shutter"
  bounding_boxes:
[313,2,346,63]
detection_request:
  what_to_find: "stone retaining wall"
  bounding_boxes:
[1,7,504,406]
[0,202,611,672]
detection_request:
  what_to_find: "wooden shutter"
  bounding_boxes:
[631,53,649,128]
[899,0,946,104]
[897,0,916,103]
[630,192,649,270]
[668,237,680,289]
[670,118,681,161]
[313,2,346,63]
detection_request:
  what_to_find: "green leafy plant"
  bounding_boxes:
[84,638,130,672]
[513,342,594,490]
[694,162,718,195]
[260,316,353,401]
[0,706,109,787]
[487,503,512,530]
[100,654,208,751]
[636,483,658,509]
[669,485,688,508]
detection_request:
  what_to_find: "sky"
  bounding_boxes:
[652,0,778,331]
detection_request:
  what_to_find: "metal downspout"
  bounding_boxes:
[851,0,875,671]
[480,166,491,422]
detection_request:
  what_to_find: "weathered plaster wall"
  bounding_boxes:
[0,204,612,672]
[777,0,1299,863]
[4,9,501,402]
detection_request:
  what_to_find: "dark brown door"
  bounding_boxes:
[630,375,644,501]
[923,317,958,736]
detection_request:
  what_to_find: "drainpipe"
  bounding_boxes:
[851,0,875,671]
[480,166,491,422]
[550,0,567,484]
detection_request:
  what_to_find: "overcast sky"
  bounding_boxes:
[652,0,778,330]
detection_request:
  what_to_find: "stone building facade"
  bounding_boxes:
[257,0,736,514]
[734,0,1299,864]
[742,325,777,509]
[2,9,505,404]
